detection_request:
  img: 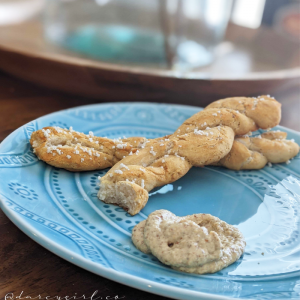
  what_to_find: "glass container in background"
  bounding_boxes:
[44,0,233,70]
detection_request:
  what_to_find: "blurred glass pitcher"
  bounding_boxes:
[44,0,233,70]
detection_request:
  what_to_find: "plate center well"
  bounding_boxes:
[144,166,270,238]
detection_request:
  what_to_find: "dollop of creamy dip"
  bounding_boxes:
[132,209,246,274]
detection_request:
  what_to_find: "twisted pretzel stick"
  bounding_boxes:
[30,96,298,173]
[97,96,298,215]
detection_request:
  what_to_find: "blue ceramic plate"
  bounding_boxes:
[0,103,300,300]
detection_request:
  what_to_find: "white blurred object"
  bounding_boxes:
[0,0,45,26]
[231,0,266,28]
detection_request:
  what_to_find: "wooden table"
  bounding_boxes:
[0,70,299,300]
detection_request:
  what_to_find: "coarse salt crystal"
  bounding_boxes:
[116,144,126,149]
[120,163,129,170]
[42,129,51,138]
[54,126,62,133]
[81,158,84,162]
[115,170,123,174]
[67,155,71,159]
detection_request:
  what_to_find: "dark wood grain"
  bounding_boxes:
[0,70,299,300]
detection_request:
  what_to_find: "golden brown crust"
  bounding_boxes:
[205,95,281,129]
[98,96,286,215]
[214,131,299,170]
[30,127,147,171]
[29,96,299,214]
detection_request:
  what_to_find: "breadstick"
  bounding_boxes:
[98,96,288,215]
[30,96,298,172]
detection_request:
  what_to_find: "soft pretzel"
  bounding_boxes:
[30,97,298,173]
[132,210,246,274]
[98,96,288,215]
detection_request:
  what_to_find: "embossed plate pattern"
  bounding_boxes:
[0,103,300,300]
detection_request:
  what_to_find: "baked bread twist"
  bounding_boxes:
[98,96,297,215]
[30,97,298,173]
